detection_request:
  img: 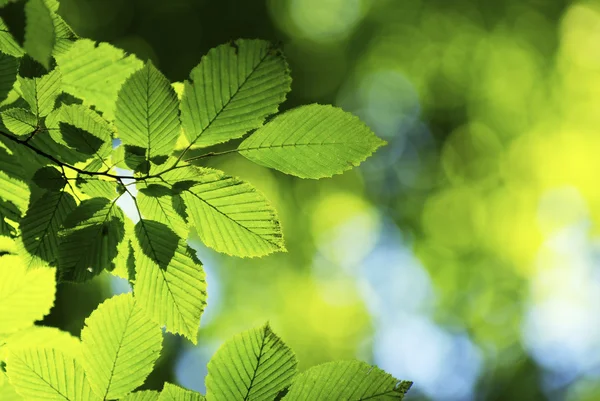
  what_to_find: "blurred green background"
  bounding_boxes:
[6,0,600,399]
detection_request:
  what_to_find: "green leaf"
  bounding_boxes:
[6,347,100,401]
[283,361,412,401]
[76,178,117,200]
[28,130,93,166]
[137,183,188,238]
[55,39,144,120]
[1,108,37,136]
[18,190,77,268]
[45,104,113,168]
[0,212,15,237]
[0,326,81,361]
[238,104,386,179]
[181,39,290,148]
[0,17,25,57]
[24,0,55,69]
[159,383,205,401]
[172,82,184,99]
[133,220,207,342]
[81,293,163,399]
[32,167,66,191]
[58,198,125,282]
[45,0,78,56]
[19,69,62,118]
[115,62,181,168]
[0,254,55,335]
[0,146,30,218]
[123,390,161,401]
[108,215,134,280]
[206,324,297,401]
[172,166,284,257]
[110,143,148,173]
[0,52,18,104]
[0,232,17,252]
[0,373,23,401]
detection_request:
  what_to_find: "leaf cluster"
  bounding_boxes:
[0,0,410,399]
[0,266,412,399]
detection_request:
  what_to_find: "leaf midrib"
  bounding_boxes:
[12,351,72,400]
[183,188,281,249]
[101,300,136,399]
[189,44,273,146]
[243,326,269,400]
[137,220,194,335]
[26,188,67,263]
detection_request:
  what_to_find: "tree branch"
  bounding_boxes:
[0,130,137,180]
[0,129,237,185]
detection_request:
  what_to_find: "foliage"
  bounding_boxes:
[0,0,409,399]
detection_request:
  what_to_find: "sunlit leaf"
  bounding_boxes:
[206,324,297,401]
[159,383,205,401]
[6,347,100,400]
[169,166,284,257]
[239,104,386,179]
[55,39,143,119]
[76,178,117,200]
[283,360,413,401]
[45,104,113,168]
[123,390,161,401]
[1,108,37,136]
[137,183,188,238]
[81,293,162,399]
[0,254,55,335]
[0,326,81,361]
[133,220,207,342]
[180,39,290,148]
[18,190,77,268]
[115,62,180,169]
[0,147,29,218]
[19,69,61,118]
[0,17,25,57]
[58,198,125,282]
[24,0,55,69]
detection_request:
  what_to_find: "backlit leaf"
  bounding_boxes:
[171,166,284,257]
[1,108,37,136]
[55,39,143,119]
[159,383,205,401]
[133,220,207,342]
[180,39,290,148]
[283,361,412,401]
[58,197,125,282]
[0,254,55,335]
[115,62,180,169]
[238,104,386,179]
[206,324,297,401]
[18,190,77,268]
[6,347,100,400]
[81,293,162,399]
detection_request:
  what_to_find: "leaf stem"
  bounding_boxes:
[182,148,240,163]
[0,129,237,185]
[0,130,136,180]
